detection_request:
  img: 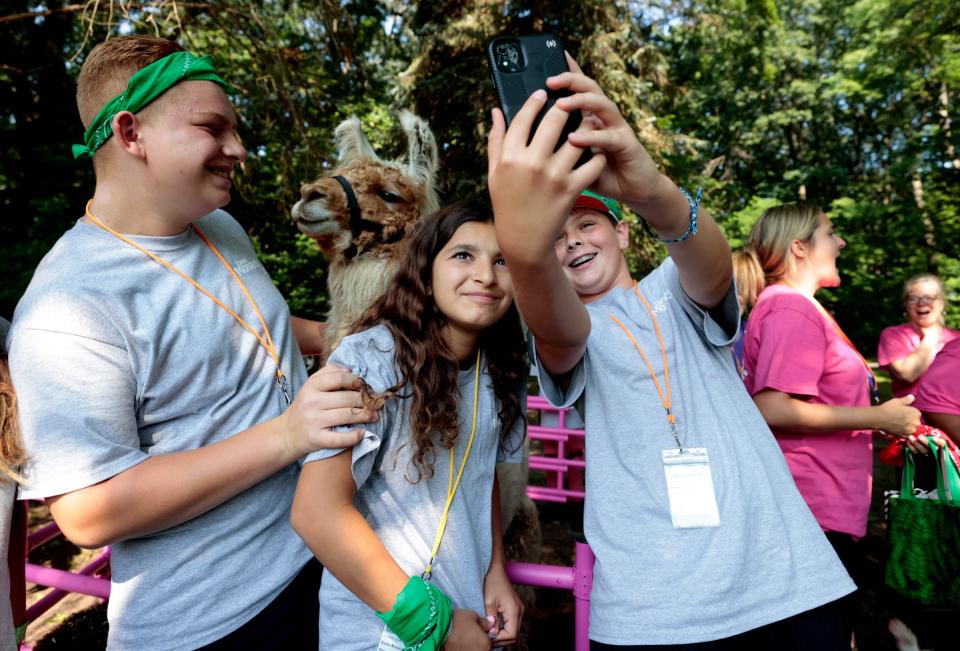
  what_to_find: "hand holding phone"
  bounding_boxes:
[486,34,592,167]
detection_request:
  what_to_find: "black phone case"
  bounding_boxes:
[487,34,591,166]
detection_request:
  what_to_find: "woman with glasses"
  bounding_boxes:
[878,274,958,399]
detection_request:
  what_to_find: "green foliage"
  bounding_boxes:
[1,0,957,353]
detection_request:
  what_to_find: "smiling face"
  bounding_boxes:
[431,221,514,354]
[138,80,246,220]
[554,207,632,302]
[801,213,846,289]
[904,279,945,329]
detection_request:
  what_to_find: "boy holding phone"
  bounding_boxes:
[8,35,375,649]
[488,58,855,648]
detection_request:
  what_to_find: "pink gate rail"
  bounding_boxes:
[526,395,586,503]
[504,395,593,651]
[20,513,111,651]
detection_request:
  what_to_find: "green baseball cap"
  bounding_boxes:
[574,190,622,223]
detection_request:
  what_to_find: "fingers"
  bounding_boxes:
[308,366,365,393]
[564,51,584,75]
[491,602,521,644]
[899,394,916,405]
[482,613,497,637]
[487,108,507,175]
[502,89,549,150]
[308,427,364,449]
[547,71,602,97]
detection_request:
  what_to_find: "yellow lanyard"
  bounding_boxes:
[608,281,683,450]
[422,347,481,581]
[84,200,291,405]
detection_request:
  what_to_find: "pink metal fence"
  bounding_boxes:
[506,541,594,651]
[502,396,593,650]
[20,510,111,651]
[526,395,586,503]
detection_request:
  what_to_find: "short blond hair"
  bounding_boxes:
[902,273,946,304]
[746,203,822,286]
[76,35,183,129]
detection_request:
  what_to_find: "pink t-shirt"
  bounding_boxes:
[877,323,960,398]
[914,338,960,416]
[743,284,873,538]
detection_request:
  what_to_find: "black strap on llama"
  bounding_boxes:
[333,175,406,259]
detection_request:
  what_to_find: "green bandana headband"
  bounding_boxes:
[72,50,233,159]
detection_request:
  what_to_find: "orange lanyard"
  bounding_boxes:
[608,281,683,450]
[808,298,879,405]
[84,200,291,405]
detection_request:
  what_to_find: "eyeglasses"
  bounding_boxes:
[905,295,940,305]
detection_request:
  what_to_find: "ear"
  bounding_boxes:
[399,110,438,197]
[334,116,379,162]
[615,219,630,251]
[112,111,146,160]
[789,238,808,261]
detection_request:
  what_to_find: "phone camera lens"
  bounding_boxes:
[494,41,523,73]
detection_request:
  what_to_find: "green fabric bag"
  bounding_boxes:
[885,438,960,607]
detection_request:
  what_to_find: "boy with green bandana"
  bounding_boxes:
[8,35,375,649]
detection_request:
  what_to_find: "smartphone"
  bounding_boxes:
[486,34,592,167]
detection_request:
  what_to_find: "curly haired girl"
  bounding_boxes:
[292,200,526,650]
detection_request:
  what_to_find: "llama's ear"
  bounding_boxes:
[400,110,438,190]
[334,116,380,162]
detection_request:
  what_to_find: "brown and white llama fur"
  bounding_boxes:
[292,113,542,611]
[291,110,440,358]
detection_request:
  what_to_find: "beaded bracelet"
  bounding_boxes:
[640,186,703,244]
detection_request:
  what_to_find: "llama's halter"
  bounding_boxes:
[333,175,407,260]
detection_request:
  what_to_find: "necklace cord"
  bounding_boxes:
[423,347,481,579]
[84,200,289,402]
[608,281,682,449]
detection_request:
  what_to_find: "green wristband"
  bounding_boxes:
[376,576,453,650]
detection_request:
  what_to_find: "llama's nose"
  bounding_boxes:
[302,188,326,202]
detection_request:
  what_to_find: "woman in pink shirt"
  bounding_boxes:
[914,337,960,445]
[877,274,959,398]
[740,204,924,640]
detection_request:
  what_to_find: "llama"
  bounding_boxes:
[291,110,440,359]
[291,112,542,581]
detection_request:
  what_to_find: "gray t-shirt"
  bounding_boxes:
[304,325,523,650]
[536,258,855,645]
[9,211,311,650]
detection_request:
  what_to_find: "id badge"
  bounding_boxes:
[661,447,720,528]
[377,627,405,651]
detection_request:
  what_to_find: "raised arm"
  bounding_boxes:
[48,366,372,548]
[553,63,732,308]
[487,93,602,375]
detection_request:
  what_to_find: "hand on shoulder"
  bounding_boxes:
[279,364,377,457]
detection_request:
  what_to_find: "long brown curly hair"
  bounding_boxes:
[0,356,27,484]
[350,199,526,482]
